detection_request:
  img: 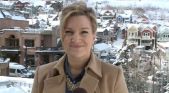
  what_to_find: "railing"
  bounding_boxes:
[1,46,20,50]
[36,47,64,54]
[36,47,58,51]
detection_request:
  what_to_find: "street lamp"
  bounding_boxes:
[23,45,28,69]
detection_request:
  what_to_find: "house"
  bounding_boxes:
[139,25,156,50]
[0,1,15,10]
[157,42,169,61]
[116,13,132,23]
[93,43,111,59]
[96,27,114,43]
[157,26,169,42]
[13,1,29,11]
[100,10,116,24]
[127,24,140,45]
[0,10,28,30]
[126,24,157,50]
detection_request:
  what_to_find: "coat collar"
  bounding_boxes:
[44,53,102,93]
[86,53,102,78]
[53,52,102,78]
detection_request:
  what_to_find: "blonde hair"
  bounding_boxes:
[60,1,97,33]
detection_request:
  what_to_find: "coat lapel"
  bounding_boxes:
[79,53,102,93]
[43,55,66,93]
[79,72,99,93]
[43,75,66,93]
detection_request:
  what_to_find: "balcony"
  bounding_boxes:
[0,46,20,54]
[35,47,64,55]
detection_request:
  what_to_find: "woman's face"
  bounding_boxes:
[62,15,95,58]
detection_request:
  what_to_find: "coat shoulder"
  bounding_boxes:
[100,61,122,76]
[36,61,58,80]
[101,61,120,71]
[38,61,57,72]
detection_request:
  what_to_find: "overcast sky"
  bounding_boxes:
[87,0,169,9]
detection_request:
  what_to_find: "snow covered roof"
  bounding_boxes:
[12,15,26,20]
[100,10,115,15]
[117,14,131,18]
[1,10,26,20]
[0,1,15,6]
[97,18,101,23]
[94,43,111,51]
[31,1,46,7]
[26,19,37,25]
[136,18,149,23]
[158,42,169,48]
[51,20,60,26]
[0,12,4,19]
[124,10,133,15]
[127,24,139,32]
[3,11,11,17]
[139,24,156,32]
[97,27,105,32]
[158,26,169,34]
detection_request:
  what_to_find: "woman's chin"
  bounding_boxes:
[69,53,83,58]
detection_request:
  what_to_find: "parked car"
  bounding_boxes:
[9,62,33,78]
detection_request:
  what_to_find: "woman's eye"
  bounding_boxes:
[81,31,88,36]
[65,31,73,35]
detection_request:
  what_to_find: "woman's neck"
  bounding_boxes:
[67,55,90,78]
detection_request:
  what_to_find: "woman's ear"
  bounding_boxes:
[59,27,64,41]
[93,32,96,41]
[92,33,96,45]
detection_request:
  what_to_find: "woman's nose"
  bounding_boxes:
[71,33,81,42]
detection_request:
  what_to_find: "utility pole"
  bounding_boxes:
[95,2,101,16]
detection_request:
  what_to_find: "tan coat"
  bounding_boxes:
[31,53,128,93]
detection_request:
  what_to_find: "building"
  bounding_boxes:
[96,27,114,43]
[157,26,169,42]
[0,17,63,67]
[126,24,157,50]
[127,24,140,45]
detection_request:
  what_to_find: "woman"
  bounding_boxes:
[32,2,128,93]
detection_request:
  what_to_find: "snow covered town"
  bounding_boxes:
[0,0,169,93]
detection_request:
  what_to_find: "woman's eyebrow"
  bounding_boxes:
[64,28,72,30]
[81,27,90,30]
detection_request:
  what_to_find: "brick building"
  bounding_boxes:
[0,18,63,67]
[0,18,28,30]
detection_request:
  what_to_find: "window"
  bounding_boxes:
[132,33,134,36]
[5,35,19,47]
[27,55,35,66]
[17,69,21,73]
[9,69,15,73]
[144,32,149,36]
[25,39,34,47]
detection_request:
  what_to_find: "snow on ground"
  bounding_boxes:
[112,38,124,51]
[0,76,33,93]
